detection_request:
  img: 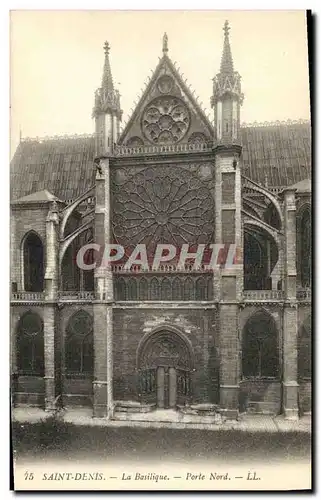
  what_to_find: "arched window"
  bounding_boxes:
[184,277,194,301]
[115,277,126,301]
[244,232,264,290]
[138,277,148,300]
[17,312,44,376]
[195,277,206,300]
[61,239,80,291]
[161,278,172,301]
[23,232,44,292]
[127,278,137,300]
[242,310,279,378]
[150,278,159,301]
[65,311,93,377]
[172,277,183,301]
[301,208,311,287]
[298,316,311,380]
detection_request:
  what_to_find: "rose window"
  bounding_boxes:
[112,166,214,251]
[142,97,190,144]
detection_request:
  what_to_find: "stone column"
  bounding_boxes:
[44,201,59,300]
[282,188,299,419]
[42,201,59,411]
[216,149,243,419]
[93,158,114,418]
[43,305,56,411]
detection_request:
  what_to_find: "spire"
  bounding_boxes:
[211,20,243,107]
[220,20,234,75]
[162,32,168,55]
[92,41,122,119]
[101,41,114,91]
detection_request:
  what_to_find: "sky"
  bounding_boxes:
[10,10,310,156]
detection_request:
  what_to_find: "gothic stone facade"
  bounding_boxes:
[10,27,311,419]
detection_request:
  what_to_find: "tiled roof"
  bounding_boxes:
[284,178,311,193]
[13,189,61,204]
[241,121,311,189]
[10,121,311,202]
[10,135,96,202]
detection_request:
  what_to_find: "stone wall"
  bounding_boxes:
[112,307,218,404]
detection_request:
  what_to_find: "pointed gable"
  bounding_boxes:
[12,189,62,205]
[119,42,213,147]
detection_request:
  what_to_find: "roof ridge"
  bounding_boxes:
[241,119,310,128]
[21,133,95,143]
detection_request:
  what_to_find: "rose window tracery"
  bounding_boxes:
[142,96,190,144]
[112,166,215,250]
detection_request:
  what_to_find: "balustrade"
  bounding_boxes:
[243,290,284,300]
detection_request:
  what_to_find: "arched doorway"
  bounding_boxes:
[137,328,193,409]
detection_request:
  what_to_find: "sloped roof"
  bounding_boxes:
[10,135,96,202]
[13,189,61,204]
[285,178,311,193]
[10,121,311,202]
[241,120,311,188]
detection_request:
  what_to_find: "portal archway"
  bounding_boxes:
[137,327,194,408]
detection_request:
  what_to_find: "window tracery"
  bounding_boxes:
[112,165,215,251]
[142,96,190,144]
[17,312,44,376]
[65,310,93,377]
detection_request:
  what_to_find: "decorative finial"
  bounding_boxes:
[162,32,168,54]
[219,20,234,75]
[223,20,230,37]
[104,41,110,55]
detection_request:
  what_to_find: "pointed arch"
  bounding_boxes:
[161,277,172,300]
[65,310,93,377]
[242,309,279,379]
[115,276,126,301]
[298,314,311,380]
[184,277,194,301]
[150,277,159,300]
[137,325,195,371]
[21,231,44,292]
[297,204,311,287]
[195,276,206,300]
[243,223,279,290]
[16,311,44,376]
[172,276,183,301]
[127,277,137,300]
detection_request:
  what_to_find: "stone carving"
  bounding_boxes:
[126,136,144,147]
[140,331,191,370]
[142,96,190,144]
[188,132,209,144]
[112,165,215,249]
[157,75,174,94]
